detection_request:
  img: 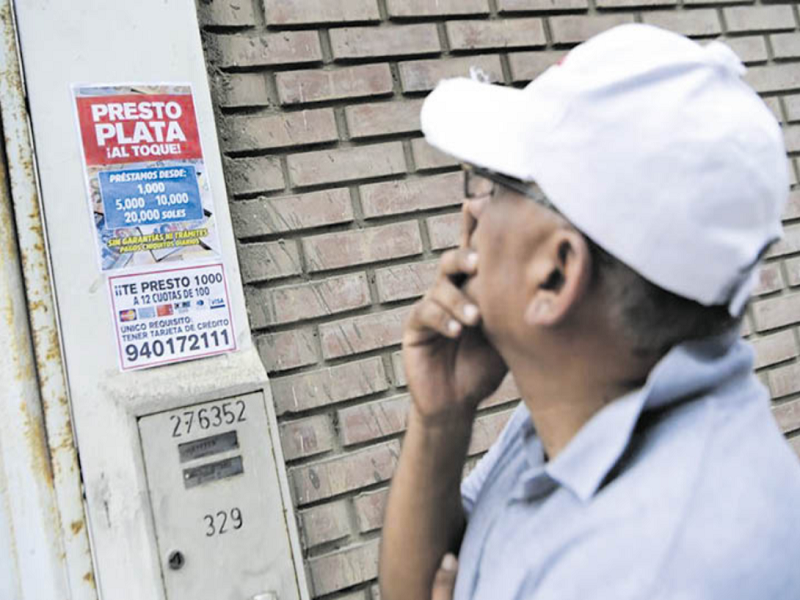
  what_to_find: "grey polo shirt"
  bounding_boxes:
[455,332,800,600]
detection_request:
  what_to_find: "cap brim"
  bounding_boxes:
[420,78,549,181]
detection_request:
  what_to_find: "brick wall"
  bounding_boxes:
[197,1,800,597]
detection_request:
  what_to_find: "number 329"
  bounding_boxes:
[204,507,243,537]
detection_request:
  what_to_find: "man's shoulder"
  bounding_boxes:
[594,382,800,597]
[614,377,800,525]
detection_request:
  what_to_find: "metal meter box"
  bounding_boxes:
[140,393,292,600]
[6,0,310,598]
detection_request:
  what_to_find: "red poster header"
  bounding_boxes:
[75,93,202,166]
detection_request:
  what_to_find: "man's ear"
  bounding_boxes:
[523,229,592,327]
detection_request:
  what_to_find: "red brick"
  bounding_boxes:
[722,36,769,65]
[198,0,256,26]
[753,262,784,296]
[741,315,753,337]
[745,64,800,93]
[479,374,522,409]
[724,6,795,34]
[346,100,424,139]
[361,172,463,218]
[684,0,750,4]
[271,356,389,415]
[239,240,302,283]
[223,109,336,153]
[642,10,721,37]
[788,435,800,459]
[307,539,380,596]
[354,488,389,533]
[268,273,371,325]
[764,97,784,124]
[303,222,422,272]
[212,72,270,108]
[753,292,800,331]
[773,398,800,434]
[399,55,504,93]
[412,138,459,171]
[280,415,336,461]
[290,440,400,504]
[786,256,800,287]
[766,223,800,258]
[597,0,675,6]
[447,19,546,51]
[337,394,410,446]
[500,0,588,9]
[213,32,322,68]
[427,212,461,250]
[463,455,483,479]
[287,142,405,187]
[277,64,393,106]
[785,125,800,154]
[772,33,800,59]
[786,95,800,123]
[752,329,798,369]
[375,259,439,303]
[391,350,406,386]
[256,328,318,373]
[784,189,800,220]
[768,362,800,399]
[468,409,515,455]
[244,288,272,330]
[550,14,635,45]
[231,188,354,239]
[509,50,568,82]
[264,0,380,25]
[223,156,284,196]
[388,0,489,18]
[330,24,441,60]
[320,306,412,359]
[298,500,351,549]
[338,591,369,600]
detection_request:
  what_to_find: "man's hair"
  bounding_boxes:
[585,237,742,359]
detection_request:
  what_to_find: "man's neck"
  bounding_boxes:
[503,343,655,460]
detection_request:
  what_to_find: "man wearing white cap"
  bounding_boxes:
[379,24,800,600]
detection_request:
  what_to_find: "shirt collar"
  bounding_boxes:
[526,328,754,503]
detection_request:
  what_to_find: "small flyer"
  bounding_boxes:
[73,83,221,271]
[108,263,236,371]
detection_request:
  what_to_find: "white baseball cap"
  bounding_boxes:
[420,23,788,316]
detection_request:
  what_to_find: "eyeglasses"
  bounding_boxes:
[462,165,554,210]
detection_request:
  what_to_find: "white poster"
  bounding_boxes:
[108,263,236,371]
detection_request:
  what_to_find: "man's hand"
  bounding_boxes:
[402,246,508,425]
[431,554,458,600]
[380,200,500,600]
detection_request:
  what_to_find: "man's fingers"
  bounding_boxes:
[405,247,480,343]
[460,198,488,248]
[438,247,479,278]
[428,278,480,327]
[409,296,463,339]
[431,554,458,600]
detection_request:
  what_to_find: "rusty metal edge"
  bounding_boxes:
[0,40,68,600]
[0,1,98,598]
